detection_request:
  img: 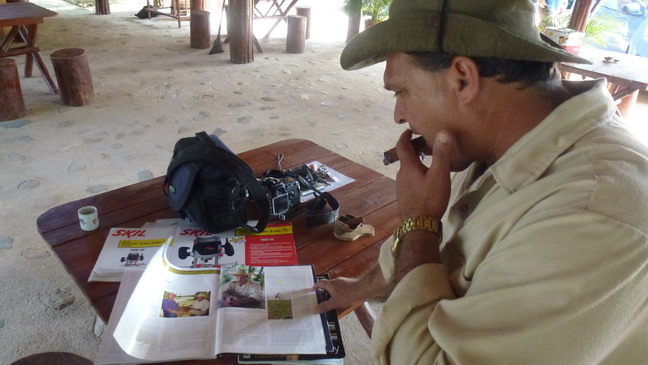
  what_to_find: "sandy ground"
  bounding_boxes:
[2,0,647,363]
[1,0,397,363]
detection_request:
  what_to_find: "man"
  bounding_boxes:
[161,292,179,318]
[222,268,265,308]
[313,0,648,363]
[188,292,210,316]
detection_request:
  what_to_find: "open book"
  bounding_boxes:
[96,239,343,363]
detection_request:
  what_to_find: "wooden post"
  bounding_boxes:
[568,0,595,32]
[345,0,362,42]
[0,58,27,122]
[95,0,111,15]
[190,10,211,49]
[190,0,204,11]
[296,6,311,40]
[346,14,361,42]
[50,48,95,107]
[286,15,306,54]
[229,0,254,64]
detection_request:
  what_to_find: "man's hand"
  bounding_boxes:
[395,130,453,221]
[312,276,366,313]
[312,265,388,314]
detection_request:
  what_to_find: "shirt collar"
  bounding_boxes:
[488,79,616,194]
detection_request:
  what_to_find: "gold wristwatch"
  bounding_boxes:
[391,216,442,258]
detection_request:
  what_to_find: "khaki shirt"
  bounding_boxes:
[374,80,648,364]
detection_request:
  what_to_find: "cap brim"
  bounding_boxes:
[341,13,591,70]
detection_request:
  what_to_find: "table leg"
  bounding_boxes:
[18,25,59,95]
[254,36,264,53]
[353,301,376,338]
[1,27,20,53]
[262,0,299,39]
[175,0,181,28]
[20,25,35,77]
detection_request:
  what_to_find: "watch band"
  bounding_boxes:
[391,216,442,258]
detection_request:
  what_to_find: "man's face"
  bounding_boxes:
[234,274,249,284]
[168,293,175,300]
[196,296,205,301]
[383,52,472,171]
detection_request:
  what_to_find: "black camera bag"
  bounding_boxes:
[164,132,269,233]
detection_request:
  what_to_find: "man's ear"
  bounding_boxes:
[447,56,481,105]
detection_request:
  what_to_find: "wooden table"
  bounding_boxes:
[145,0,187,28]
[254,0,300,38]
[0,2,58,94]
[559,45,648,102]
[37,139,397,364]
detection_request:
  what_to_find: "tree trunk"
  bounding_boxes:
[95,0,110,15]
[286,15,306,54]
[0,58,27,121]
[191,0,204,11]
[190,10,211,49]
[346,13,361,42]
[50,48,95,107]
[345,0,362,42]
[296,6,311,39]
[568,0,595,32]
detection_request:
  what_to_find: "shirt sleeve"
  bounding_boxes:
[372,212,648,364]
[372,237,456,364]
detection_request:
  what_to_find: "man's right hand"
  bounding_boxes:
[312,264,388,313]
[312,276,366,313]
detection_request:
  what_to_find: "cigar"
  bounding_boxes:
[383,136,427,165]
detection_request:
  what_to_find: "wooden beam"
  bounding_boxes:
[568,0,595,32]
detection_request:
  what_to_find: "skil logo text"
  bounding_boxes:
[179,229,213,238]
[111,229,148,238]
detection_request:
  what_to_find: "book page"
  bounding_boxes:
[94,268,147,365]
[214,265,327,355]
[112,240,220,361]
[166,222,298,268]
[89,227,177,282]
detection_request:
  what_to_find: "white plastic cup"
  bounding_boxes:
[78,206,99,231]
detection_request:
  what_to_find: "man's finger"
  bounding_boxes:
[431,131,452,162]
[426,131,453,214]
[315,301,334,314]
[395,130,421,165]
[312,280,331,292]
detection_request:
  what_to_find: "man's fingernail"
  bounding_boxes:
[437,132,450,144]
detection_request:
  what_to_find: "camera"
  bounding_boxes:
[258,177,301,219]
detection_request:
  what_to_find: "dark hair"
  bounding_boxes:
[406,52,560,89]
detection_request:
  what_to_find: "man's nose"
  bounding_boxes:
[393,102,406,125]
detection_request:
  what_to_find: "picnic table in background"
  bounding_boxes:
[0,2,58,94]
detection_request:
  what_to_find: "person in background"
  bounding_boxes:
[188,292,210,316]
[161,292,179,318]
[222,268,264,308]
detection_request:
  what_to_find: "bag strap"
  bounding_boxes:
[166,132,270,233]
[278,171,340,226]
[307,192,340,226]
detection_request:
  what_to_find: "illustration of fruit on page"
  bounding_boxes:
[166,222,298,269]
[89,226,177,282]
